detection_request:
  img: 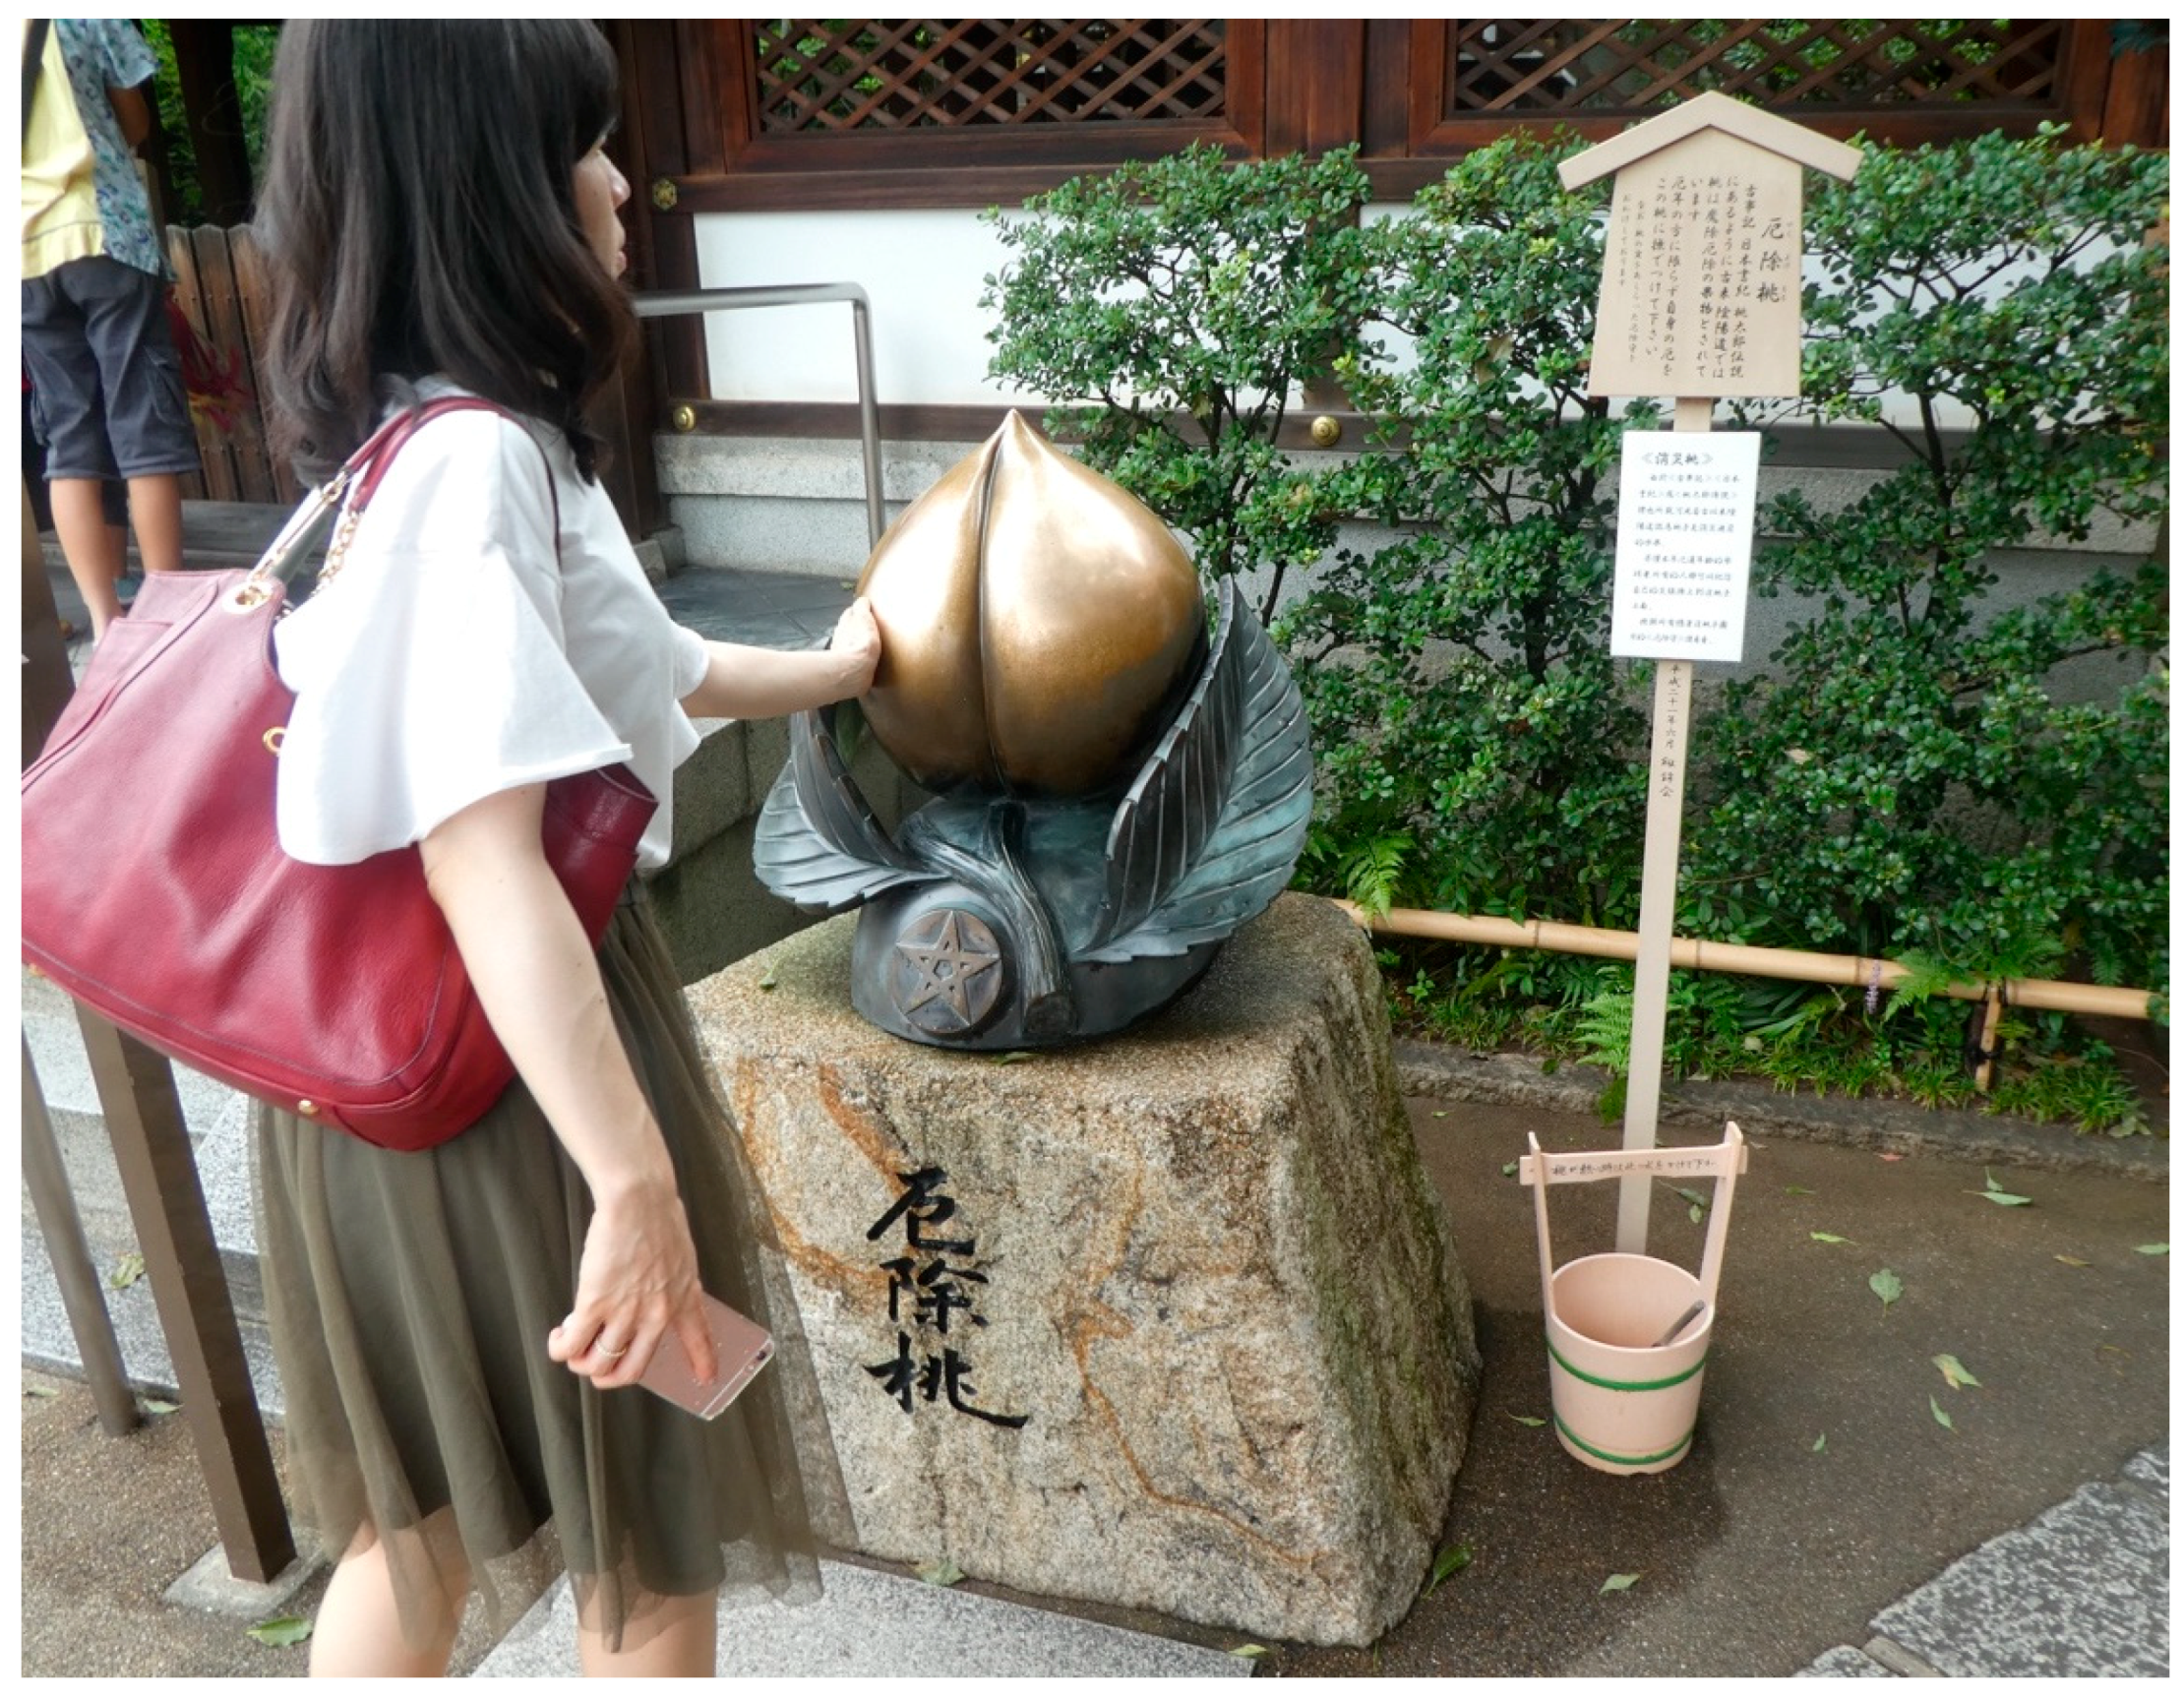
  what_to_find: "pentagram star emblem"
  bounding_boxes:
[892,907,1004,1032]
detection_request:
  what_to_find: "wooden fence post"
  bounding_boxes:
[20,478,296,1582]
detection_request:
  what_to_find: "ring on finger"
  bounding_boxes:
[595,1339,629,1362]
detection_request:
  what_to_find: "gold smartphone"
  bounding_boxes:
[637,1293,775,1420]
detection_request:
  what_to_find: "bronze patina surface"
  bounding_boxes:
[856,412,1205,798]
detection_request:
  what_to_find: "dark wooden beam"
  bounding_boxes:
[660,400,1971,473]
[1264,21,1365,156]
[21,483,72,764]
[2102,26,2170,147]
[167,21,253,225]
[596,20,671,541]
[626,21,709,410]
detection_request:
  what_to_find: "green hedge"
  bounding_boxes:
[981,127,2168,1001]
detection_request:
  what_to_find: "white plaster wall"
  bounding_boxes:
[691,209,1032,407]
[690,204,1419,409]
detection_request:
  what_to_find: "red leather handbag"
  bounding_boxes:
[20,397,656,1151]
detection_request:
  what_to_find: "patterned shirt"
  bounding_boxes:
[22,19,165,280]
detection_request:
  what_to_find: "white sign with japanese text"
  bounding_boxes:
[1610,430,1761,664]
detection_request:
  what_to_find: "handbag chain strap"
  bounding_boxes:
[229,397,560,612]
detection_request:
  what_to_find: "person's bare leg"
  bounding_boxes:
[125,471,185,575]
[47,477,126,638]
[308,1521,466,1678]
[576,1585,718,1678]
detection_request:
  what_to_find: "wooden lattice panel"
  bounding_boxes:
[1450,20,2071,115]
[753,20,1229,132]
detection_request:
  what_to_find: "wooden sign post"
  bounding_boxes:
[1559,93,1859,1255]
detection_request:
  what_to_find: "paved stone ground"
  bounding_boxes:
[1840,1450,2169,1678]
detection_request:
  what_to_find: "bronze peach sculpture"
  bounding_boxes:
[755,413,1311,1050]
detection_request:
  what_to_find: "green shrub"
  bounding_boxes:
[1285,136,1658,927]
[980,144,1376,621]
[1692,124,2169,993]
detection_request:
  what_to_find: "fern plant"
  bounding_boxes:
[1574,985,1636,1074]
[1338,831,1415,923]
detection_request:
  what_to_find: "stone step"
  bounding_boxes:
[36,504,681,580]
[471,1559,1248,1680]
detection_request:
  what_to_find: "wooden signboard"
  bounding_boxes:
[1571,93,1860,402]
[1560,93,1859,1255]
[1589,136,1804,399]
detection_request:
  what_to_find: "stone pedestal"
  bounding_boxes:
[687,893,1479,1646]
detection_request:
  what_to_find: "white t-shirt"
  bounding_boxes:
[272,385,711,872]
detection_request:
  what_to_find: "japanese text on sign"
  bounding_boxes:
[863,1167,1028,1428]
[1522,1149,1736,1185]
[1610,431,1761,664]
[1588,134,1803,398]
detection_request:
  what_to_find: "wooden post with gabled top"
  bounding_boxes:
[1559,93,1859,1255]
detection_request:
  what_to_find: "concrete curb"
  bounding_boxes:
[1393,1042,2169,1181]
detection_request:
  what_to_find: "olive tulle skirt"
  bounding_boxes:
[252,887,843,1654]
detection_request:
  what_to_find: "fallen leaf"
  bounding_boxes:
[1869,1269,1904,1314]
[108,1252,146,1291]
[1971,1167,2032,1206]
[1424,1543,1474,1596]
[2054,1255,2093,1268]
[1811,1432,1826,1452]
[757,969,778,992]
[1878,1153,1904,1163]
[914,1558,966,1587]
[1971,1183,2032,1207]
[1228,1644,1269,1661]
[25,1385,59,1400]
[1509,1414,1547,1427]
[1932,1353,1981,1392]
[1929,1397,1954,1431]
[1784,1184,1816,1196]
[2136,1244,2168,1257]
[246,1616,313,1648]
[1501,1162,1520,1179]
[139,1397,180,1415]
[1600,1572,1640,1595]
[989,1051,1039,1065]
[1810,1232,1853,1244]
[1431,1110,1450,1119]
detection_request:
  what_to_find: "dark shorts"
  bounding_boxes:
[22,255,202,481]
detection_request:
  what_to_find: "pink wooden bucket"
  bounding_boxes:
[1518,1123,1747,1476]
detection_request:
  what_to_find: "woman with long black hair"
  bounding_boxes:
[252,22,871,1676]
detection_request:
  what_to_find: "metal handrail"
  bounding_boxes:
[634,283,886,550]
